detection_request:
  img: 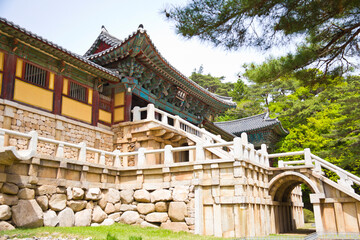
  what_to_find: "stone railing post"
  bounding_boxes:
[99,152,106,165]
[196,142,205,162]
[0,131,5,149]
[241,132,248,160]
[78,142,86,162]
[56,143,64,158]
[164,145,173,165]
[249,144,255,162]
[146,104,155,121]
[113,150,122,167]
[174,115,181,130]
[28,130,38,156]
[278,160,284,167]
[337,171,354,192]
[162,113,168,125]
[261,144,269,166]
[233,137,242,160]
[132,106,141,121]
[304,148,312,165]
[137,147,146,167]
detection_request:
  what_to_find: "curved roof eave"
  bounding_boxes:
[85,28,236,110]
[0,17,121,82]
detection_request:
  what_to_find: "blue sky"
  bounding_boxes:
[0,0,285,83]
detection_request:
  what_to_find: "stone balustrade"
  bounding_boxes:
[0,127,270,169]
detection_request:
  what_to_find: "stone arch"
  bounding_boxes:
[269,171,320,201]
[268,171,320,233]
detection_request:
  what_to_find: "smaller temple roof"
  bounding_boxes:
[214,113,288,136]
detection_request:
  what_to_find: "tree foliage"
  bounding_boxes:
[189,66,234,96]
[166,0,360,77]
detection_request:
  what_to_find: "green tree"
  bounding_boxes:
[189,67,234,96]
[165,0,360,77]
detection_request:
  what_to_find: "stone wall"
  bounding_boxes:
[1,100,114,165]
[0,184,195,232]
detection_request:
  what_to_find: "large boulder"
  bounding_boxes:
[161,222,189,232]
[12,199,43,227]
[134,189,151,203]
[49,194,67,211]
[104,203,116,214]
[44,210,59,227]
[0,221,15,231]
[119,211,139,225]
[67,200,87,212]
[120,189,134,204]
[168,202,187,222]
[151,189,172,202]
[1,183,19,195]
[72,187,84,200]
[155,202,168,212]
[18,188,35,200]
[36,196,48,211]
[92,205,107,223]
[98,196,107,209]
[172,186,189,202]
[105,188,120,203]
[119,204,137,211]
[37,185,57,196]
[137,203,155,215]
[0,193,18,205]
[75,209,92,227]
[58,207,75,227]
[145,212,168,223]
[85,188,102,200]
[0,205,11,220]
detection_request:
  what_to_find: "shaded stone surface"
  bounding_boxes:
[12,199,43,227]
[1,183,19,195]
[92,205,107,223]
[0,205,11,220]
[120,189,134,204]
[168,202,187,222]
[49,194,67,211]
[0,221,15,231]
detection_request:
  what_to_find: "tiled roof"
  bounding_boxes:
[84,27,236,109]
[214,113,288,136]
[0,17,121,81]
[84,26,123,56]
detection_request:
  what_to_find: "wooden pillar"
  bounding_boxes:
[124,87,132,122]
[53,74,63,115]
[2,53,16,100]
[92,87,99,126]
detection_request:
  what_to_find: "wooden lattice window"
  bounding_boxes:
[69,81,87,102]
[24,62,47,87]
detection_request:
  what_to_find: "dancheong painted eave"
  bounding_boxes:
[84,25,237,111]
[0,17,121,82]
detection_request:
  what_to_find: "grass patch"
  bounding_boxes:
[0,223,224,240]
[303,209,315,223]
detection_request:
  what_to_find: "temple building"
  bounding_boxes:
[214,113,288,151]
